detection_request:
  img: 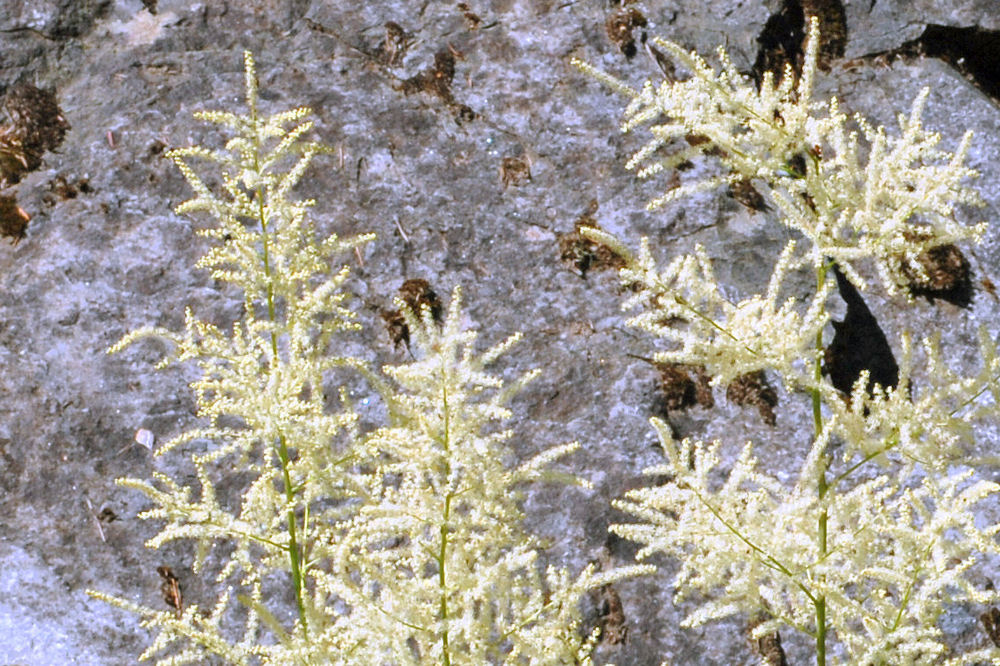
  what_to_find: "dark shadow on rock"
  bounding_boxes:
[824,263,899,398]
[752,0,846,86]
[906,25,1000,102]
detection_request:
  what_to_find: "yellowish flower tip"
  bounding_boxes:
[237,50,260,120]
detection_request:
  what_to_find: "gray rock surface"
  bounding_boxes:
[1,0,999,663]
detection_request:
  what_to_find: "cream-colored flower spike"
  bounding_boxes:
[576,18,985,295]
[579,18,1000,666]
[606,234,830,385]
[94,50,649,665]
[322,287,651,663]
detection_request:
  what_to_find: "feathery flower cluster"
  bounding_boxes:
[93,52,642,665]
[574,20,985,296]
[587,231,830,386]
[578,18,1000,665]
[321,292,647,664]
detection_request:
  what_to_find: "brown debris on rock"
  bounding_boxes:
[597,583,628,645]
[402,50,457,103]
[398,278,442,323]
[729,178,770,213]
[0,83,70,244]
[499,156,531,189]
[0,84,70,187]
[726,370,778,426]
[0,194,30,244]
[156,566,183,619]
[605,8,647,59]
[557,200,626,278]
[981,606,1000,648]
[903,242,973,307]
[375,21,412,67]
[457,2,481,31]
[748,616,789,666]
[381,308,410,350]
[657,362,714,413]
[399,48,475,122]
[382,278,444,350]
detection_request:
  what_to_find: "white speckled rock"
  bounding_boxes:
[1,1,999,663]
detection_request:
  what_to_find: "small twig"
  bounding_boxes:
[394,216,410,243]
[85,498,106,543]
[157,566,183,619]
[626,352,658,366]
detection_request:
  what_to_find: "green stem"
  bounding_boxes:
[439,379,452,666]
[828,435,898,490]
[689,486,818,605]
[813,262,830,666]
[439,493,452,666]
[950,370,1000,416]
[670,293,761,357]
[277,432,309,635]
[262,230,309,637]
[252,115,309,638]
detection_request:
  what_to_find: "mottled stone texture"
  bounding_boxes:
[1,0,999,663]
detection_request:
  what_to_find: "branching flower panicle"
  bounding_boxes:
[574,18,985,295]
[586,228,830,386]
[95,51,378,664]
[578,18,1000,666]
[318,288,650,664]
[94,51,641,665]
